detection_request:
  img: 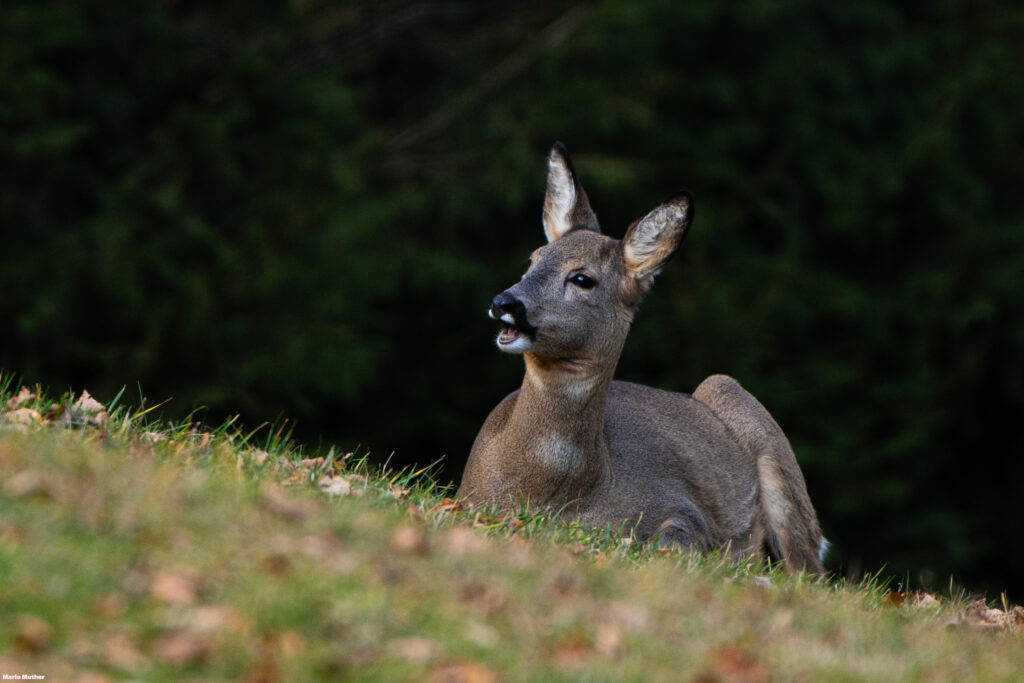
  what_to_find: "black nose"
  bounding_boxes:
[490,291,523,320]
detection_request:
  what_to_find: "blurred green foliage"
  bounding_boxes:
[2,1,1023,596]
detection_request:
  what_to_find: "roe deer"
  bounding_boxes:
[457,142,826,573]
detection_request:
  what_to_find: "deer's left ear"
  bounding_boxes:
[543,142,600,242]
[622,192,693,284]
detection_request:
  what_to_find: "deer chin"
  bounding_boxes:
[496,324,533,353]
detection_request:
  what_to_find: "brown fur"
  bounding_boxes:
[458,143,825,574]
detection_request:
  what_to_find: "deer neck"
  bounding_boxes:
[503,353,617,502]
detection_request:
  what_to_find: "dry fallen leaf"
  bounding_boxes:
[265,629,307,657]
[261,486,315,523]
[72,390,110,424]
[428,660,498,683]
[13,614,53,653]
[189,605,250,635]
[94,594,128,619]
[552,633,591,669]
[5,408,42,425]
[885,590,938,609]
[149,567,201,605]
[104,633,148,673]
[298,457,326,470]
[388,484,410,500]
[7,386,35,409]
[595,623,624,659]
[700,643,770,683]
[430,498,464,515]
[391,525,429,555]
[151,630,212,665]
[5,470,53,499]
[390,636,438,661]
[458,581,506,617]
[963,599,1024,631]
[247,655,281,683]
[75,389,106,413]
[318,475,353,497]
[76,672,115,683]
[444,527,490,557]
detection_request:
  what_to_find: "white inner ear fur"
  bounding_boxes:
[623,202,689,279]
[542,154,576,243]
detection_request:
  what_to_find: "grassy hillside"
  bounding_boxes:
[1,381,1022,681]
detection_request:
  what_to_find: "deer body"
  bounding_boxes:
[458,143,825,573]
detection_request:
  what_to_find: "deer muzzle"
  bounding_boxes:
[489,291,537,347]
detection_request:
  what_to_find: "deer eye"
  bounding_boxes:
[567,273,597,289]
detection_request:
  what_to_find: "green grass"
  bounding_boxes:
[1,379,1022,681]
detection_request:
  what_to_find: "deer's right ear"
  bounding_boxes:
[543,142,599,243]
[622,192,694,285]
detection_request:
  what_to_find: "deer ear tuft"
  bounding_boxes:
[622,191,693,284]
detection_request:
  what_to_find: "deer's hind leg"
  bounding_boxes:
[694,374,826,574]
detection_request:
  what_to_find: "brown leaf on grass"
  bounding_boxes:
[885,590,938,609]
[94,594,128,619]
[391,525,429,555]
[151,630,212,665]
[595,623,624,659]
[5,407,42,425]
[0,522,27,546]
[430,498,464,516]
[458,580,506,617]
[318,475,353,497]
[604,601,649,632]
[72,390,110,425]
[546,572,581,599]
[390,636,438,661]
[552,633,592,669]
[190,605,250,636]
[261,485,315,523]
[388,484,410,500]
[104,633,148,674]
[143,431,168,443]
[263,552,292,576]
[76,672,115,683]
[298,456,326,470]
[75,389,106,413]
[697,643,770,683]
[444,527,489,557]
[428,660,498,683]
[7,386,35,409]
[246,655,281,683]
[13,614,53,653]
[149,566,201,605]
[5,470,53,499]
[962,599,1024,631]
[264,629,307,656]
[406,502,426,521]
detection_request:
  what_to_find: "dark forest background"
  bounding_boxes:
[3,1,1023,597]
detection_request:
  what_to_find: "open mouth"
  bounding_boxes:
[497,323,520,345]
[488,303,536,349]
